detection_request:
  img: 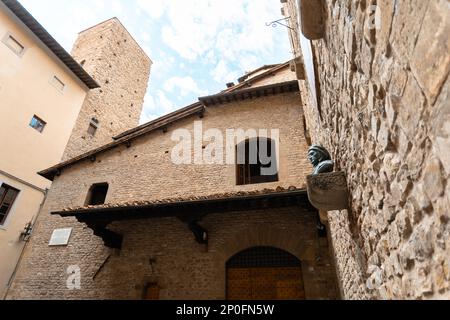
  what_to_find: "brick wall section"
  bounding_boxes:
[63,18,151,161]
[51,93,311,206]
[285,0,450,299]
[7,208,338,300]
[6,91,340,299]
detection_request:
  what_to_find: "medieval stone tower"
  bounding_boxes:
[63,18,152,160]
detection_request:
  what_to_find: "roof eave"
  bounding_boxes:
[1,0,100,89]
[52,189,310,218]
[199,80,300,106]
[37,104,206,181]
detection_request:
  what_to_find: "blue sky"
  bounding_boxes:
[20,0,292,124]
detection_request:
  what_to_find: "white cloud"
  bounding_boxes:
[139,0,288,84]
[19,0,292,125]
[164,76,207,97]
[111,0,124,14]
[141,89,177,124]
[136,0,167,19]
[157,90,176,113]
[138,0,279,63]
[212,60,239,84]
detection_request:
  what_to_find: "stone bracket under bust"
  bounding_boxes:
[306,145,349,212]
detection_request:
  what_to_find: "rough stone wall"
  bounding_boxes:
[285,0,450,299]
[7,91,339,299]
[63,18,152,161]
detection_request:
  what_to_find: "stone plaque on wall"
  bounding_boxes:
[49,228,73,246]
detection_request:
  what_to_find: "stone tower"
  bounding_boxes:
[63,18,152,160]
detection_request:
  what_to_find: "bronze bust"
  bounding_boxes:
[308,145,334,175]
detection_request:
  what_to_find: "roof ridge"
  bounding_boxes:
[224,62,291,93]
[237,64,280,83]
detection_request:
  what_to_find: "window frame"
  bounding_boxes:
[50,75,66,93]
[0,183,20,227]
[236,138,279,186]
[85,183,109,206]
[2,32,26,57]
[87,118,99,136]
[29,115,47,133]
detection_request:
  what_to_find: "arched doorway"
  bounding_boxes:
[226,247,305,300]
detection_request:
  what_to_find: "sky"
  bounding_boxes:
[19,0,293,124]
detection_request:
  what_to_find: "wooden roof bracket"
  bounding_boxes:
[188,221,208,246]
[83,220,123,250]
[177,214,208,246]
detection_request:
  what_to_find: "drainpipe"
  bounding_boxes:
[3,188,49,300]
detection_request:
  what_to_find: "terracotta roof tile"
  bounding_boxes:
[61,186,303,213]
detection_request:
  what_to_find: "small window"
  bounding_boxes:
[236,138,279,185]
[86,183,109,206]
[51,76,65,92]
[3,34,25,56]
[29,115,46,133]
[87,118,99,136]
[0,184,20,226]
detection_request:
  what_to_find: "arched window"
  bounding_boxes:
[236,138,278,185]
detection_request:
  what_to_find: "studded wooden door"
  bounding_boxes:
[226,247,305,300]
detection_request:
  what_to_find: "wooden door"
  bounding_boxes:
[144,284,160,300]
[226,247,305,300]
[227,267,305,300]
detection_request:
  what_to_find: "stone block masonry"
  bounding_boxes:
[284,0,450,299]
[63,18,152,161]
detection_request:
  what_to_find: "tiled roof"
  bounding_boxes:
[237,64,280,83]
[224,62,290,93]
[199,80,299,106]
[38,103,206,181]
[58,186,304,214]
[39,78,299,181]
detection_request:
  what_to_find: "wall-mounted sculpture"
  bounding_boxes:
[307,145,334,175]
[306,145,349,214]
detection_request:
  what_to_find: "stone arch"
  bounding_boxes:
[226,246,302,268]
[213,225,316,299]
[219,225,315,263]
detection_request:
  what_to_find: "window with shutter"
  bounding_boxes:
[0,184,20,226]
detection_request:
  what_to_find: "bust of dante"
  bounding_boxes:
[307,145,334,175]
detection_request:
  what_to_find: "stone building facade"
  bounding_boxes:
[63,18,152,160]
[6,64,339,300]
[283,0,449,299]
[0,0,97,299]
